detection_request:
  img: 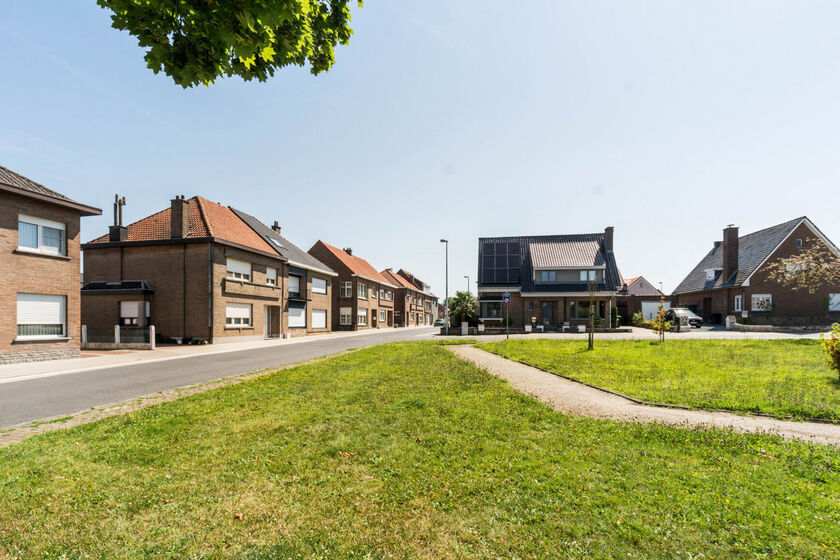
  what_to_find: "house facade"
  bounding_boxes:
[395,269,438,325]
[616,275,669,323]
[476,228,623,330]
[673,217,840,325]
[0,166,101,363]
[82,196,335,343]
[381,269,436,326]
[308,242,397,330]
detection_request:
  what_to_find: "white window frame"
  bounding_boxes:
[312,277,327,295]
[225,302,252,327]
[266,267,277,286]
[829,294,840,312]
[734,295,742,313]
[340,282,352,298]
[226,258,251,282]
[380,289,385,299]
[17,215,66,256]
[387,291,392,301]
[16,293,67,339]
[288,302,306,328]
[288,274,302,297]
[339,307,352,325]
[311,309,327,329]
[751,294,773,311]
[379,309,386,322]
[358,282,367,300]
[579,270,596,282]
[357,308,368,326]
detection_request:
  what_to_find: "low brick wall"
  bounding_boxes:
[730,323,829,333]
[0,348,80,364]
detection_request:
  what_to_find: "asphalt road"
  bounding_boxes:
[0,328,436,428]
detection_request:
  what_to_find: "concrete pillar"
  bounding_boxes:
[114,324,120,349]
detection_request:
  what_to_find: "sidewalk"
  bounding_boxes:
[0,326,435,383]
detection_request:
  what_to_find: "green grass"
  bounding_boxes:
[1,342,839,559]
[477,338,840,421]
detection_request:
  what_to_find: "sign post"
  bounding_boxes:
[503,292,511,340]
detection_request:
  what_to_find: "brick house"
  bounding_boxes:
[395,269,438,324]
[476,228,623,330]
[673,217,840,325]
[615,275,669,323]
[381,269,437,326]
[307,242,398,330]
[82,196,334,343]
[0,165,101,363]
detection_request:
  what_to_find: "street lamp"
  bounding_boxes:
[440,239,449,335]
[464,275,470,295]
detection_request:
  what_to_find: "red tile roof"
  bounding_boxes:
[624,276,640,286]
[381,269,420,291]
[88,196,276,255]
[316,241,397,286]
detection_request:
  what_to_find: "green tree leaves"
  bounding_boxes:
[97,0,361,88]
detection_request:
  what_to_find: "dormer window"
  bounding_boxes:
[579,270,596,282]
[539,271,556,283]
[704,268,721,281]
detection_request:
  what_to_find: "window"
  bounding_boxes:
[312,309,327,329]
[579,270,596,282]
[225,303,252,327]
[339,307,352,325]
[312,277,327,294]
[734,295,743,312]
[380,289,385,299]
[480,301,502,319]
[340,282,353,298]
[16,294,66,339]
[357,308,367,326]
[570,300,592,319]
[379,310,386,322]
[288,275,302,298]
[18,215,65,256]
[358,282,367,299]
[266,267,277,286]
[705,269,718,281]
[288,301,306,328]
[371,288,377,299]
[828,294,840,312]
[387,291,392,301]
[226,258,251,281]
[797,239,803,248]
[539,270,557,283]
[751,294,773,311]
[120,301,148,327]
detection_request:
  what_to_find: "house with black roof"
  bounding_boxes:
[476,227,624,330]
[673,217,840,325]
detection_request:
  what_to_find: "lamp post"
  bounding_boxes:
[464,275,470,295]
[440,239,449,335]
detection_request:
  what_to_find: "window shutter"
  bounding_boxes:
[289,275,301,294]
[312,309,327,329]
[17,294,65,325]
[289,301,306,327]
[120,301,141,318]
[225,303,251,319]
[226,258,251,275]
[312,277,327,294]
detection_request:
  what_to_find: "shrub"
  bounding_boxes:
[822,323,840,379]
[610,306,619,328]
[631,311,644,326]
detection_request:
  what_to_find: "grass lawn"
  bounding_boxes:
[1,342,839,559]
[477,338,840,422]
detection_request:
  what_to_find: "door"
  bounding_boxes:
[702,297,713,322]
[541,302,553,325]
[264,305,273,337]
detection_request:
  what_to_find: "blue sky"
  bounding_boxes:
[2,1,839,296]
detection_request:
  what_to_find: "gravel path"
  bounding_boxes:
[449,345,840,446]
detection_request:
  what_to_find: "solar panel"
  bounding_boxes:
[481,240,520,284]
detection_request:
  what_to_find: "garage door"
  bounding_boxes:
[641,300,671,321]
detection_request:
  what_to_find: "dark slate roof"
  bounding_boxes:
[81,280,154,293]
[672,217,806,295]
[477,233,623,293]
[231,209,336,276]
[0,165,101,215]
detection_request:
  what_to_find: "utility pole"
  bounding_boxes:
[464,275,470,295]
[440,239,449,335]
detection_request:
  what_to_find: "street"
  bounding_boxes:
[0,328,436,429]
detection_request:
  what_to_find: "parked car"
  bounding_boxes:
[434,318,445,327]
[664,308,703,328]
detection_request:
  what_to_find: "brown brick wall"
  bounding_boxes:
[0,192,84,360]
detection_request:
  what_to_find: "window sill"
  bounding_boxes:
[14,249,71,261]
[224,326,253,330]
[14,336,70,343]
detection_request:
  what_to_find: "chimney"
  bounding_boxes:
[343,247,352,256]
[722,224,739,282]
[272,220,282,234]
[170,195,190,239]
[109,194,127,242]
[604,226,614,252]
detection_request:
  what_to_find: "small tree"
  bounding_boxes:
[448,291,477,326]
[821,323,840,380]
[765,238,840,324]
[653,296,668,343]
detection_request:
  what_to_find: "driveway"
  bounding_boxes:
[0,327,436,429]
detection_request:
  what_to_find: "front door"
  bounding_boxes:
[541,302,553,325]
[264,305,273,337]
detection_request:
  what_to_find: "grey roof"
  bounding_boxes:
[0,165,74,201]
[231,208,336,275]
[478,233,623,293]
[0,165,101,214]
[672,217,805,295]
[529,236,605,269]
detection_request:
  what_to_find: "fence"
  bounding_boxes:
[82,325,155,350]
